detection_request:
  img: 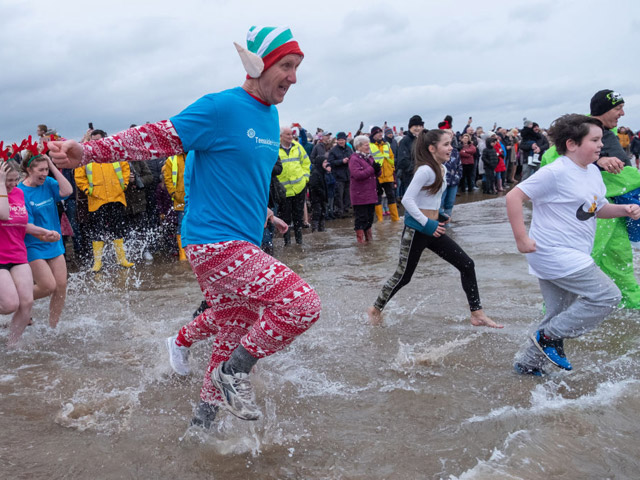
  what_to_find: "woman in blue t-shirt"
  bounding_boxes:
[18,153,72,328]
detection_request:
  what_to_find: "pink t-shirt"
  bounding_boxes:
[0,187,29,264]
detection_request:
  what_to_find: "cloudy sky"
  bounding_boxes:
[1,0,639,144]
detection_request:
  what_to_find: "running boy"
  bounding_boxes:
[506,114,640,375]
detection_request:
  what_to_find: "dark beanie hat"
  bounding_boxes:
[336,131,347,140]
[370,126,383,137]
[590,89,624,116]
[408,115,424,129]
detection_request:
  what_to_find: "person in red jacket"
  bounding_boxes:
[459,133,477,192]
[493,135,506,192]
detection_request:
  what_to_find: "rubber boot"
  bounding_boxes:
[356,229,365,244]
[311,220,318,233]
[318,217,325,232]
[388,203,400,221]
[364,229,373,241]
[294,227,303,245]
[177,234,187,261]
[283,231,291,246]
[114,238,134,268]
[91,241,104,273]
[375,204,384,222]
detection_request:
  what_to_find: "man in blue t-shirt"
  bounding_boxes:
[49,26,321,430]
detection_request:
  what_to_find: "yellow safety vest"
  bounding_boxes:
[277,140,310,197]
[370,142,392,166]
[370,142,395,183]
[85,163,125,195]
[169,155,179,187]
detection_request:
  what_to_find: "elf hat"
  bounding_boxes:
[234,26,304,79]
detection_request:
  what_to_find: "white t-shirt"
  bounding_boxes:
[401,164,447,226]
[517,156,608,280]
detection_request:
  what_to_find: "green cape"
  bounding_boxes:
[539,147,640,308]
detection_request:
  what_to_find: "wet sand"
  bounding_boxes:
[2,192,640,479]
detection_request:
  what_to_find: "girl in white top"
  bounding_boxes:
[368,129,501,328]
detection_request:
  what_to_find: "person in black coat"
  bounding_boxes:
[396,115,424,197]
[327,132,353,218]
[520,122,548,180]
[262,158,285,255]
[482,136,499,194]
[308,152,331,232]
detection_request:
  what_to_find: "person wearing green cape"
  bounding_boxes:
[540,90,640,308]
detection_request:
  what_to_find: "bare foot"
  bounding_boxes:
[367,306,383,326]
[470,309,503,329]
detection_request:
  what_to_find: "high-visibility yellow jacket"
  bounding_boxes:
[163,154,186,211]
[370,141,395,183]
[277,140,310,197]
[75,162,130,212]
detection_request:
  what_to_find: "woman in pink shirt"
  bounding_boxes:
[0,161,60,346]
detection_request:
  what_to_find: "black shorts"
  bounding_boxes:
[0,262,25,271]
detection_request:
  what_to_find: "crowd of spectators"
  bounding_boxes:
[2,116,639,267]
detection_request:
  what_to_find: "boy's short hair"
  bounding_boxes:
[548,114,603,155]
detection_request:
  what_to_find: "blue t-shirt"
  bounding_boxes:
[181,150,194,238]
[18,176,67,261]
[170,87,280,246]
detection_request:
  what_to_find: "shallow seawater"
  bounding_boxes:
[2,193,639,479]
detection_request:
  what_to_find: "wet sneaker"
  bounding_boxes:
[165,335,191,376]
[531,330,572,371]
[210,363,262,421]
[513,362,546,377]
[190,400,218,429]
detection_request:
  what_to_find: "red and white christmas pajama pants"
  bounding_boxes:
[177,241,321,405]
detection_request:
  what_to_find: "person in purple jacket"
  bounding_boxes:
[349,135,381,243]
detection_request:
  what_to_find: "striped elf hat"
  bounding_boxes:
[234,26,304,78]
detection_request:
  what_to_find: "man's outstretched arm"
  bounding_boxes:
[49,120,184,169]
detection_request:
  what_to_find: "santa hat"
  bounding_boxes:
[234,26,304,79]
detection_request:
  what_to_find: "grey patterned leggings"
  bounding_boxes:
[373,226,482,312]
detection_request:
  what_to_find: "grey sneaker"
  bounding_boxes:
[190,400,218,429]
[165,335,190,376]
[210,363,262,421]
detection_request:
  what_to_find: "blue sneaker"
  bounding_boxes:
[531,330,572,370]
[513,362,546,377]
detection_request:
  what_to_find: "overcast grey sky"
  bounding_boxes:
[1,0,639,143]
